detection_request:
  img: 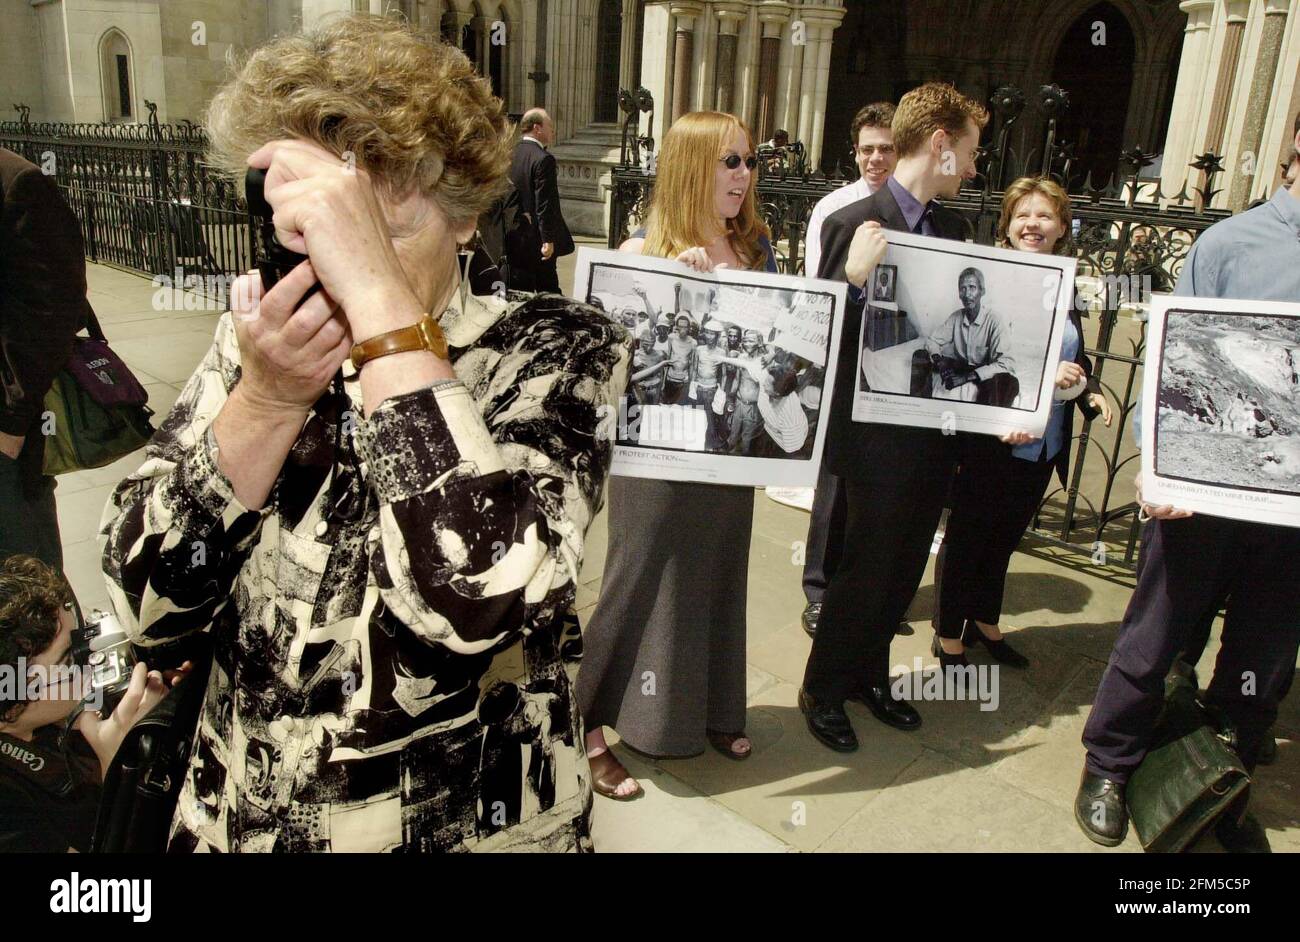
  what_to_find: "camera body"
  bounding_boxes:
[71,610,137,718]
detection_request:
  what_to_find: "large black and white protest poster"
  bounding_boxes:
[850,230,1076,438]
[574,247,846,487]
[1141,295,1300,527]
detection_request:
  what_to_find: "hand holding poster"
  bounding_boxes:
[1140,294,1300,527]
[574,247,846,487]
[849,230,1076,438]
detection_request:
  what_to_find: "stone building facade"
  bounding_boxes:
[3,0,1297,232]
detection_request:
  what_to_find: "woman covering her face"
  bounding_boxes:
[99,14,630,852]
[930,177,1112,671]
[577,111,777,800]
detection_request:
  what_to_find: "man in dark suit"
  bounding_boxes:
[506,108,574,294]
[799,84,987,752]
[0,148,89,568]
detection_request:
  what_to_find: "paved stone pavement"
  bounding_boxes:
[54,257,1299,853]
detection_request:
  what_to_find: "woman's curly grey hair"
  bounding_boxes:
[206,12,513,227]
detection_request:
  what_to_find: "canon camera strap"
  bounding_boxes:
[0,730,79,796]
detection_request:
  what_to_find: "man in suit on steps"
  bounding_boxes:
[506,109,574,294]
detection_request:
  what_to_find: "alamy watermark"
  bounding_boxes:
[890,658,1000,711]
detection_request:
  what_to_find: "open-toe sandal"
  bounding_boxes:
[706,729,753,761]
[588,749,643,800]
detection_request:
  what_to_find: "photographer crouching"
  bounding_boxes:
[0,555,184,852]
[99,14,628,852]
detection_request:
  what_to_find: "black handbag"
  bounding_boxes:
[1125,667,1250,853]
[91,647,210,853]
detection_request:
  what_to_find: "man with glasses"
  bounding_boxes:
[799,103,898,638]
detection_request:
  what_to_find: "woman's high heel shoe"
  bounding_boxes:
[931,632,970,669]
[963,618,1030,669]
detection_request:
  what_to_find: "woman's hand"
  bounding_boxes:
[1089,392,1113,426]
[229,264,351,413]
[1000,431,1037,446]
[1055,361,1086,389]
[1135,471,1193,520]
[845,221,888,288]
[246,139,426,343]
[676,247,725,273]
[75,661,177,780]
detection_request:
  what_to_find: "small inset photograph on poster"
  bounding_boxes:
[1142,294,1300,527]
[850,230,1076,438]
[574,246,846,487]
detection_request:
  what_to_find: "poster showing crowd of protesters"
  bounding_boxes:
[575,248,845,487]
[851,231,1077,440]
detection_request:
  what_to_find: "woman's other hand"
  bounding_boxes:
[675,247,718,272]
[1055,361,1086,389]
[1089,392,1113,427]
[1000,431,1037,446]
[229,264,351,413]
[845,221,888,288]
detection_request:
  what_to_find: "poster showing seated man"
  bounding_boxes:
[851,230,1075,438]
[575,246,846,487]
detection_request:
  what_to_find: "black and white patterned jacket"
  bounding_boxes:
[100,290,630,852]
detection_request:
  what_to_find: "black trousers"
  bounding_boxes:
[803,472,950,701]
[1083,515,1300,782]
[932,437,1055,639]
[801,462,847,605]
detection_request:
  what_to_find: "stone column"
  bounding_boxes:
[795,24,821,148]
[619,0,640,91]
[712,5,743,113]
[1201,0,1250,158]
[756,5,788,141]
[714,6,745,114]
[1160,1,1215,198]
[1227,0,1291,210]
[670,3,703,123]
[805,9,844,170]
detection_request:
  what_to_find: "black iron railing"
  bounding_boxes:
[611,86,1235,572]
[0,103,250,308]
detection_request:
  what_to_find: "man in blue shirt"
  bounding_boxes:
[1076,109,1300,853]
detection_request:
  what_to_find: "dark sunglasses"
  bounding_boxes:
[719,153,758,171]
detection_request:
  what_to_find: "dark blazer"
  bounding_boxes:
[507,138,574,271]
[817,184,967,487]
[0,147,89,491]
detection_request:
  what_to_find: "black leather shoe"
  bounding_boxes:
[798,687,858,752]
[964,619,1029,669]
[801,602,821,638]
[1215,812,1271,853]
[852,684,922,731]
[1074,769,1128,846]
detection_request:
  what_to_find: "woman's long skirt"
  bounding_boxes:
[577,475,754,757]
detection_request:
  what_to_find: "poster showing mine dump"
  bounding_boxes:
[1142,294,1300,527]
